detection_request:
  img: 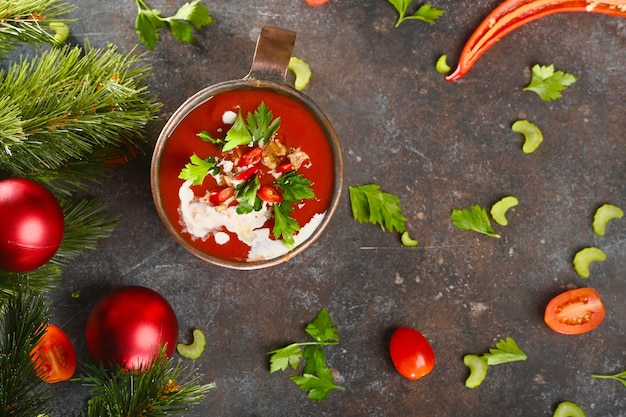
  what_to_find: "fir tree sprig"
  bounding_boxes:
[83,349,215,417]
[0,42,162,177]
[0,0,75,56]
[0,290,52,416]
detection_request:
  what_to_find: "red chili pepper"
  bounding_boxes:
[275,162,293,173]
[209,187,234,205]
[237,147,263,167]
[446,0,626,82]
[257,184,283,203]
[234,165,259,181]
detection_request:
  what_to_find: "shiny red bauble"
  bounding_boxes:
[86,285,179,370]
[0,178,65,272]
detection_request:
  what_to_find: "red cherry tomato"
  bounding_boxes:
[237,147,263,167]
[258,184,283,203]
[30,324,76,383]
[209,187,234,205]
[544,288,606,335]
[86,286,179,370]
[0,178,65,273]
[389,327,435,380]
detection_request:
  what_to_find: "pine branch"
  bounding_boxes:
[0,42,162,177]
[0,290,52,416]
[82,350,215,417]
[0,0,75,55]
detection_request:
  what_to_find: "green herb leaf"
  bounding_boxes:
[197,130,223,146]
[235,176,261,214]
[135,7,166,50]
[223,110,253,152]
[179,154,218,185]
[451,204,500,238]
[388,1,445,27]
[276,171,315,203]
[290,368,343,402]
[305,308,339,343]
[303,345,327,375]
[135,0,212,50]
[524,64,577,101]
[349,184,407,233]
[246,102,280,145]
[268,343,304,373]
[482,337,527,365]
[273,202,300,248]
[169,0,214,29]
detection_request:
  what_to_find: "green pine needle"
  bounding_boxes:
[0,290,52,416]
[0,43,162,177]
[82,349,215,417]
[0,0,76,56]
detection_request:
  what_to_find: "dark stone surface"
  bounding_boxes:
[42,0,624,415]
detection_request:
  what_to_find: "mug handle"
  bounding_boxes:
[246,27,296,83]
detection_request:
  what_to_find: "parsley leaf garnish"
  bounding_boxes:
[524,64,577,101]
[135,0,213,50]
[268,308,344,402]
[592,369,626,389]
[179,154,218,185]
[276,171,316,203]
[451,204,500,238]
[235,176,261,215]
[482,337,527,365]
[223,110,253,152]
[388,1,445,27]
[274,172,316,247]
[349,184,407,233]
[197,130,224,146]
[273,202,300,249]
[246,102,281,145]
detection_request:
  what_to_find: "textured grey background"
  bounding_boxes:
[39,0,626,415]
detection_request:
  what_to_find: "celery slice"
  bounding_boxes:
[553,401,585,417]
[512,119,543,154]
[176,328,206,359]
[592,204,623,236]
[288,57,312,91]
[573,247,606,279]
[490,196,519,226]
[435,54,451,74]
[401,231,418,247]
[464,354,488,388]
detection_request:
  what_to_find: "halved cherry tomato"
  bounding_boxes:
[306,0,329,5]
[544,288,606,335]
[30,324,77,383]
[389,327,435,380]
[235,165,259,181]
[275,162,293,173]
[209,187,234,205]
[258,184,283,203]
[237,147,263,167]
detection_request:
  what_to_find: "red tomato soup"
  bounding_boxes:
[157,87,336,263]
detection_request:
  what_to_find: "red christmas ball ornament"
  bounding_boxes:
[0,178,65,272]
[86,286,179,371]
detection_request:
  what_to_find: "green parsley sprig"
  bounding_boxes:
[524,64,577,101]
[135,0,213,50]
[268,308,344,401]
[387,1,445,27]
[178,154,218,185]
